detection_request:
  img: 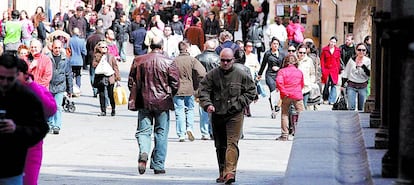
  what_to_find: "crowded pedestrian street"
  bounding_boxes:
[39,54,294,185]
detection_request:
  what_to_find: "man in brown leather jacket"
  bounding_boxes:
[127,36,180,175]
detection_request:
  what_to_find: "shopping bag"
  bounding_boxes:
[114,83,128,105]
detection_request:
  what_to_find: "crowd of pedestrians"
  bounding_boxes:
[0,0,373,184]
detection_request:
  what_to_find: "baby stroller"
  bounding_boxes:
[62,93,76,113]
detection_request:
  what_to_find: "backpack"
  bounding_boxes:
[293,27,304,43]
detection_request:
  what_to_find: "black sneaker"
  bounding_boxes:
[154,169,166,174]
[52,127,60,135]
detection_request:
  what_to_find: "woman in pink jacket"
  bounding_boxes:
[17,48,57,185]
[276,55,304,141]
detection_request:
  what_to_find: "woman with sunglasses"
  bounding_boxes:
[341,43,371,111]
[92,41,121,116]
[297,44,316,110]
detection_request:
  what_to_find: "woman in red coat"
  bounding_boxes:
[320,36,341,104]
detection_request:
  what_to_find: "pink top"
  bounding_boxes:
[28,53,53,89]
[107,42,120,59]
[286,23,305,41]
[26,82,57,118]
[276,64,304,100]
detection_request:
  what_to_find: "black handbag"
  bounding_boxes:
[93,74,109,88]
[332,91,348,110]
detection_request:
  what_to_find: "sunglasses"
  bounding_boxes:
[357,48,366,52]
[288,50,296,52]
[298,52,306,54]
[0,75,16,82]
[100,46,107,48]
[221,58,233,63]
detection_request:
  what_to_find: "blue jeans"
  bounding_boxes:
[135,109,170,171]
[199,106,212,137]
[0,174,23,185]
[116,40,127,62]
[173,96,195,138]
[48,92,64,129]
[346,86,367,111]
[328,83,337,104]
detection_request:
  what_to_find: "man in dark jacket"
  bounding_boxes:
[48,40,73,134]
[127,36,180,175]
[86,26,105,97]
[112,11,130,63]
[68,6,88,39]
[195,39,220,140]
[198,48,256,184]
[203,11,220,40]
[129,20,147,56]
[0,54,49,184]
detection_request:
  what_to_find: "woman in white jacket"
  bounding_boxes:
[297,44,316,110]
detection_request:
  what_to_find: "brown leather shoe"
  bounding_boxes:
[224,173,235,184]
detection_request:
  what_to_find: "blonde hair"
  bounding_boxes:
[94,41,108,53]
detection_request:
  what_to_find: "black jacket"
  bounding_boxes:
[0,82,49,178]
[195,50,220,72]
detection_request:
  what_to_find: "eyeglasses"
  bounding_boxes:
[221,58,233,63]
[298,52,306,54]
[357,49,366,52]
[0,75,16,82]
[288,50,296,52]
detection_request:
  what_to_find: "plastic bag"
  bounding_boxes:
[114,83,127,105]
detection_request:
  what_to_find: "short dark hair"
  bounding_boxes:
[0,54,19,70]
[16,57,28,74]
[234,49,246,64]
[11,10,20,19]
